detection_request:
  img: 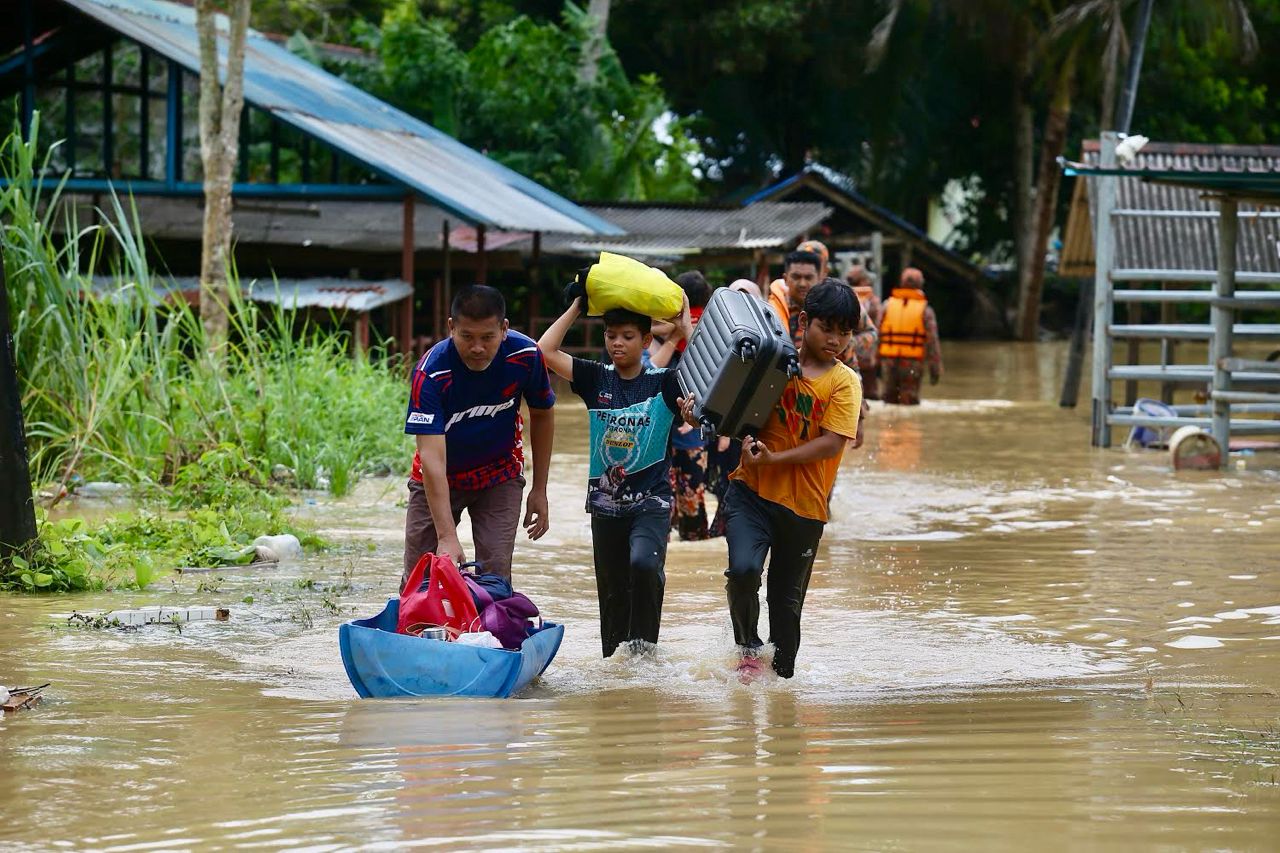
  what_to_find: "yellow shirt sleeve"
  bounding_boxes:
[820,364,862,440]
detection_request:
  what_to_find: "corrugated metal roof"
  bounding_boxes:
[91,275,412,312]
[64,195,829,260]
[538,201,832,260]
[66,195,458,253]
[1060,141,1280,277]
[59,0,622,236]
[245,277,413,312]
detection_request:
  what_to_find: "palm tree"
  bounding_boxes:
[869,0,1257,341]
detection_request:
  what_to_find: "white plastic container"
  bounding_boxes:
[1169,426,1221,471]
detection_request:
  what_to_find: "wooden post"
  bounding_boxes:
[477,225,488,285]
[753,249,768,287]
[400,194,415,358]
[431,277,442,346]
[442,219,451,335]
[1090,132,1118,447]
[1211,196,1238,463]
[871,231,885,299]
[529,231,542,334]
[1058,277,1092,408]
[0,262,38,557]
[354,312,370,356]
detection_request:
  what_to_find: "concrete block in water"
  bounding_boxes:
[57,606,230,627]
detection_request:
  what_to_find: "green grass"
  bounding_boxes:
[1,117,411,591]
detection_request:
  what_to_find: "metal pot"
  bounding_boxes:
[418,627,448,641]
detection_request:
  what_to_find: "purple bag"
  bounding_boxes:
[461,570,512,612]
[480,592,540,650]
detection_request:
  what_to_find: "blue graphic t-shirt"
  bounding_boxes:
[571,357,681,517]
[405,331,555,490]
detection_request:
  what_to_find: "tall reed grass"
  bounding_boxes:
[1,118,410,497]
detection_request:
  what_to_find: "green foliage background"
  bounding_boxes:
[253,0,1280,260]
[289,0,704,201]
[0,123,404,591]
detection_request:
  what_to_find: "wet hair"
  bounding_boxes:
[784,250,822,272]
[804,278,860,333]
[675,270,711,308]
[602,307,652,335]
[451,284,505,322]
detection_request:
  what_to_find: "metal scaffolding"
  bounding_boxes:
[1072,132,1280,465]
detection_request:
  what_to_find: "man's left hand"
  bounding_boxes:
[524,488,550,540]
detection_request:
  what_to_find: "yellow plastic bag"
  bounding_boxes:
[584,252,684,319]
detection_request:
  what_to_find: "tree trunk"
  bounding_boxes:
[1017,45,1079,341]
[0,261,37,558]
[1011,34,1035,335]
[196,0,251,351]
[579,0,611,85]
[1116,0,1155,134]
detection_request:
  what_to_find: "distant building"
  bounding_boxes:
[0,0,619,355]
[746,163,999,337]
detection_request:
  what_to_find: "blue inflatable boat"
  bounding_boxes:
[339,598,564,699]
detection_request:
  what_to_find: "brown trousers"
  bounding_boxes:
[403,476,525,582]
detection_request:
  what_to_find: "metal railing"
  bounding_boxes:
[1089,132,1280,463]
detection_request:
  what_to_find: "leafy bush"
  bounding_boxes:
[0,119,411,495]
[0,503,313,593]
[339,0,703,201]
[0,120,403,591]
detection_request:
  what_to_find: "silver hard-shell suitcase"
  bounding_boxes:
[676,287,800,439]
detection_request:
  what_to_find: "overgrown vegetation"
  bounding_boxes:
[0,120,410,592]
[291,0,703,201]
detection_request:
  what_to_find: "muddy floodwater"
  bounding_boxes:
[2,341,1279,851]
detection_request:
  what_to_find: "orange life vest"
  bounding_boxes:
[768,279,790,328]
[878,288,928,360]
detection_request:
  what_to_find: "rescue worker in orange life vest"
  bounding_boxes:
[878,267,942,405]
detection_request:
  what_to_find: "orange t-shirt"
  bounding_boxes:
[731,361,862,522]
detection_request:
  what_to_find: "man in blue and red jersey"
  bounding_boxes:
[403,285,555,580]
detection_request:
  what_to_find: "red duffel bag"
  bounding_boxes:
[397,553,479,638]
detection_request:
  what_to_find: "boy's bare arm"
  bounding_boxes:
[742,429,846,467]
[537,298,581,381]
[648,292,693,369]
[649,336,679,367]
